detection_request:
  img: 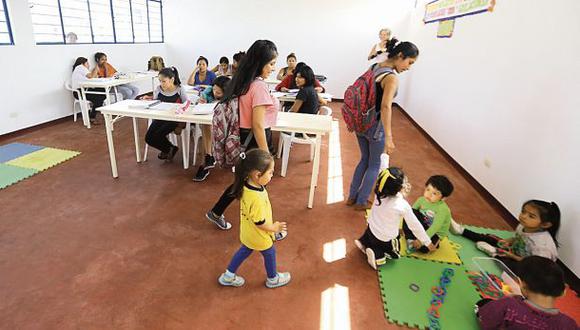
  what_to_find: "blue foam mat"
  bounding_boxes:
[0,143,45,163]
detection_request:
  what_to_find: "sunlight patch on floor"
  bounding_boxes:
[323,238,346,263]
[320,284,351,330]
[326,120,344,204]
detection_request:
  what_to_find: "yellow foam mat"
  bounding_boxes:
[6,148,80,171]
[402,237,462,265]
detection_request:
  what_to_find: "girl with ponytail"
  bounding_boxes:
[144,67,190,161]
[218,149,291,289]
[355,167,435,270]
[347,37,419,210]
[450,200,561,273]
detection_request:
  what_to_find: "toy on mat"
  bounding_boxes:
[409,283,420,292]
[468,271,513,300]
[427,268,454,329]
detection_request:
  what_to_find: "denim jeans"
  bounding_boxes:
[227,244,277,279]
[348,121,385,205]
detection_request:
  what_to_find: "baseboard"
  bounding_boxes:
[393,103,580,294]
[0,115,74,142]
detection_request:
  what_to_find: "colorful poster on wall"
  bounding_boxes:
[437,19,455,38]
[424,0,496,24]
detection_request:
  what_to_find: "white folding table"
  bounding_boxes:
[79,72,157,128]
[97,100,332,208]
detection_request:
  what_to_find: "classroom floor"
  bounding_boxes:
[0,104,512,329]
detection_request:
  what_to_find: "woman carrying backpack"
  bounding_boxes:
[204,40,280,230]
[347,38,419,210]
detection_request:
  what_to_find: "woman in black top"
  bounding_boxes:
[288,65,319,115]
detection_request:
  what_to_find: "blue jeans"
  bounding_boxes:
[348,121,385,205]
[227,244,277,279]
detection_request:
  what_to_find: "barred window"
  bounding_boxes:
[28,0,163,44]
[0,0,13,45]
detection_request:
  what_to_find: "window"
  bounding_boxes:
[0,0,14,45]
[28,0,163,44]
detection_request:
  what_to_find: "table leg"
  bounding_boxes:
[132,117,142,162]
[308,134,322,209]
[104,113,119,178]
[183,123,191,169]
[80,87,90,128]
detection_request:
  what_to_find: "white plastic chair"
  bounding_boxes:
[64,81,91,127]
[191,124,203,166]
[277,106,332,177]
[142,120,202,169]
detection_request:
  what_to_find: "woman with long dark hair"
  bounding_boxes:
[205,40,279,230]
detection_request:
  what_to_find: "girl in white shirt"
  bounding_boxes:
[368,28,391,62]
[71,57,105,124]
[355,167,435,270]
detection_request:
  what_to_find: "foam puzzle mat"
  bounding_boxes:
[378,257,481,329]
[377,226,519,329]
[0,143,80,190]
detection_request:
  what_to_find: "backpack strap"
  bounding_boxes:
[374,66,394,84]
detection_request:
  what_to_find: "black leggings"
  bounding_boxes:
[210,128,273,216]
[402,209,441,253]
[145,120,179,153]
[359,226,401,260]
[73,88,107,119]
[462,229,520,275]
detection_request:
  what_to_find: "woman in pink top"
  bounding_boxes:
[205,40,280,230]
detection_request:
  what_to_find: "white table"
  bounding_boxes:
[97,100,332,208]
[79,72,157,128]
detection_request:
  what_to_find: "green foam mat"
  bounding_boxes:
[378,257,481,329]
[6,148,80,171]
[0,163,39,189]
[448,225,513,274]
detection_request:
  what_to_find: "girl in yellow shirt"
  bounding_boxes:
[218,149,290,288]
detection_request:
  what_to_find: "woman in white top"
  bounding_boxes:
[368,28,391,62]
[70,57,105,124]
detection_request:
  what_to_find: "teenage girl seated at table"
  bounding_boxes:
[288,65,319,115]
[71,57,105,125]
[275,62,325,93]
[211,56,233,77]
[143,67,190,162]
[94,52,140,100]
[193,75,231,182]
[276,53,297,81]
[187,56,217,88]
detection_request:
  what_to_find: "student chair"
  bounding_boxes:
[191,124,203,166]
[142,120,203,169]
[277,106,332,177]
[64,81,91,127]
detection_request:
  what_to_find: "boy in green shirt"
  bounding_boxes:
[404,175,454,253]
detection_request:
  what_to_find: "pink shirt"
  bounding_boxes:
[239,79,279,129]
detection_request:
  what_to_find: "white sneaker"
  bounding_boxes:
[365,248,377,270]
[476,241,498,257]
[354,239,365,254]
[450,219,464,235]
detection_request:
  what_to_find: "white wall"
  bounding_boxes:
[397,0,580,275]
[162,0,414,97]
[0,0,167,135]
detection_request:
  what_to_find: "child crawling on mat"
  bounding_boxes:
[354,168,436,269]
[475,256,577,329]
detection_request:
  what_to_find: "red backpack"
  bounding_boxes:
[211,98,253,168]
[341,64,394,133]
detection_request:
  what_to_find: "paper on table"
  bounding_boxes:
[191,102,216,115]
[271,92,287,98]
[149,102,178,111]
[128,100,159,109]
[287,89,299,93]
